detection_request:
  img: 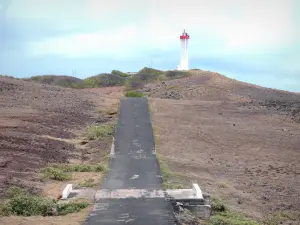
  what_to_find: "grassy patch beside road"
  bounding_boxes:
[0,187,89,217]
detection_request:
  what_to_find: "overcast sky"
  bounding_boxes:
[0,0,299,92]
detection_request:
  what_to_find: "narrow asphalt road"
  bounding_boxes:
[85,98,176,225]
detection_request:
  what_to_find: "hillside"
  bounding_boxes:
[140,69,300,124]
[24,75,82,88]
[146,69,300,224]
[22,68,189,89]
[1,68,299,224]
[0,76,119,199]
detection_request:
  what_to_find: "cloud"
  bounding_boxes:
[25,0,296,60]
[28,25,139,58]
[0,0,299,92]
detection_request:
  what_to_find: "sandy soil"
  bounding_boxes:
[147,71,300,223]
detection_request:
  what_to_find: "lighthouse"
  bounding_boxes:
[177,29,190,71]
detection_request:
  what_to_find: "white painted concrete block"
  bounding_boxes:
[192,183,203,199]
[61,184,72,200]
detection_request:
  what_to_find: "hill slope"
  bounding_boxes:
[147,69,300,223]
[0,77,118,197]
[24,75,82,88]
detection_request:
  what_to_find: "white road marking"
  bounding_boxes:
[130,174,139,180]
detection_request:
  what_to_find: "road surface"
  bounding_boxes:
[85,98,176,225]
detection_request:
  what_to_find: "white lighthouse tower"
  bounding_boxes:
[177,29,190,71]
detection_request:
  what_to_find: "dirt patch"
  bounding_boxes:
[0,77,118,197]
[149,98,300,223]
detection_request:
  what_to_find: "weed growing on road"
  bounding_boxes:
[125,91,144,97]
[86,123,114,140]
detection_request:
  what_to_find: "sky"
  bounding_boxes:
[0,0,299,92]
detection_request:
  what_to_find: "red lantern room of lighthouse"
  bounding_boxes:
[180,30,190,40]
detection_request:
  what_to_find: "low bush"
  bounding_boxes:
[138,67,164,76]
[111,70,130,77]
[0,191,89,217]
[86,123,114,140]
[3,195,57,216]
[41,167,72,181]
[98,74,125,87]
[125,91,144,98]
[165,70,189,78]
[83,77,100,88]
[125,76,145,90]
[58,201,89,215]
[51,163,106,172]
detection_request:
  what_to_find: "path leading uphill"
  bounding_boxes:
[85,98,176,225]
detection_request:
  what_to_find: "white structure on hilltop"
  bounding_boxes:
[177,29,190,71]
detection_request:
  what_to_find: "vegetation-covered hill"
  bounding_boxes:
[23,75,82,88]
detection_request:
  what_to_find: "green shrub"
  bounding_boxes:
[138,67,164,76]
[99,74,125,87]
[0,201,11,216]
[125,91,144,98]
[41,167,72,181]
[212,201,227,213]
[0,194,89,217]
[70,83,85,89]
[83,77,100,88]
[165,70,189,78]
[58,201,89,215]
[125,76,145,90]
[51,163,106,172]
[5,195,57,216]
[111,70,130,77]
[86,123,114,140]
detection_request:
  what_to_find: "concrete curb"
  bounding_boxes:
[61,184,72,200]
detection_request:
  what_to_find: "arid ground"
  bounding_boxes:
[1,70,299,224]
[0,76,120,224]
[145,70,300,224]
